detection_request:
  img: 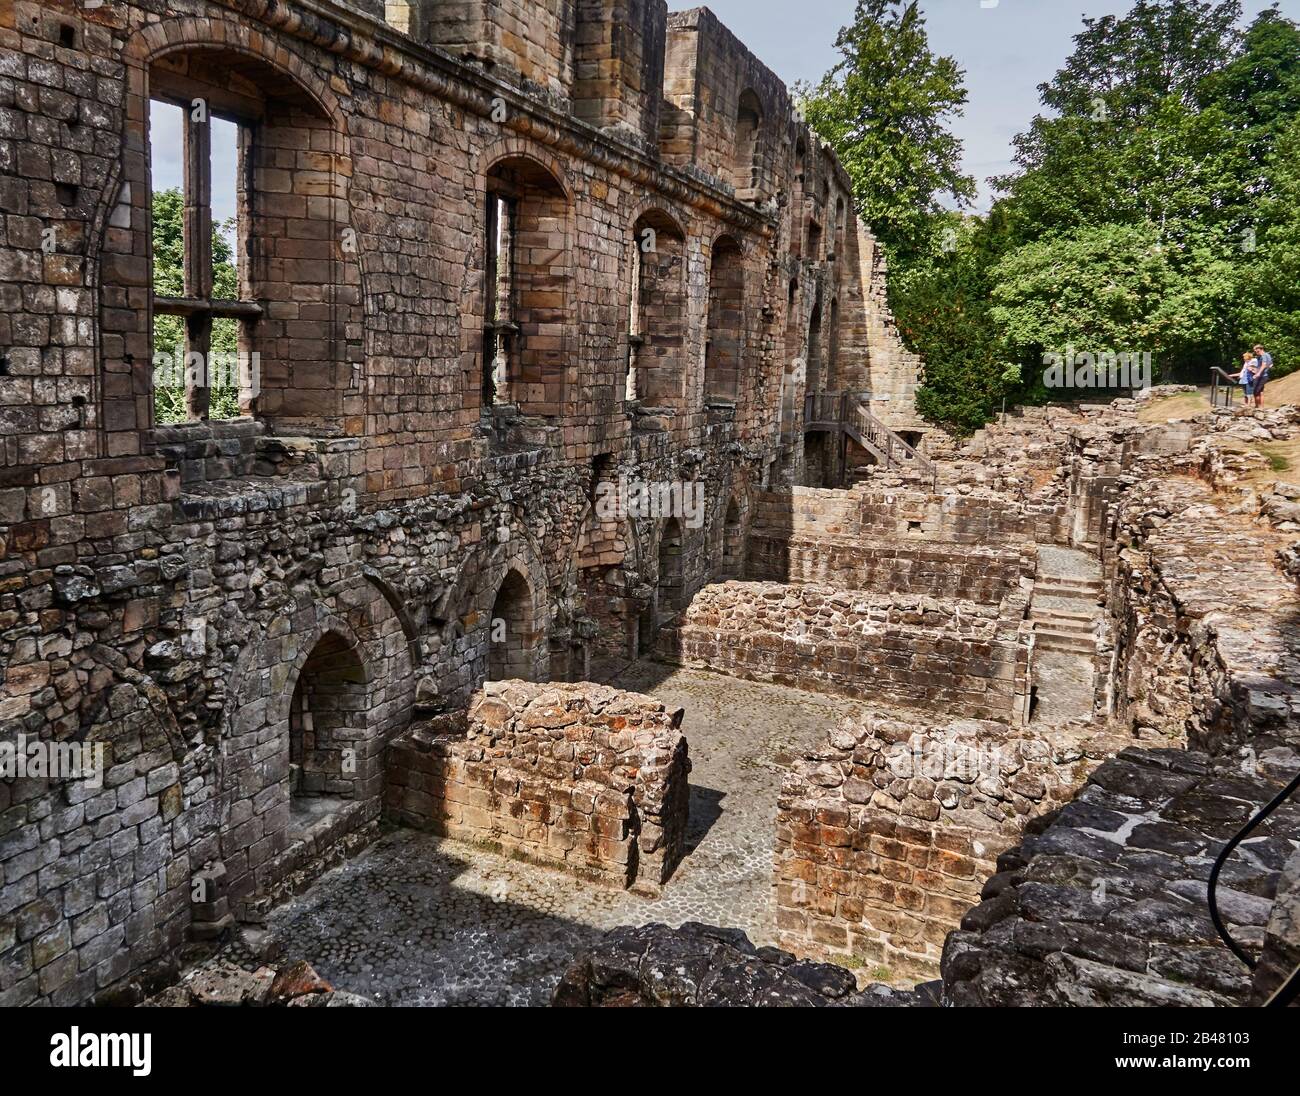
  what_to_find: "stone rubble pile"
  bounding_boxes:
[141,957,374,1007]
[552,921,939,1007]
[943,747,1300,1006]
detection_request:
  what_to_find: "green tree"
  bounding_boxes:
[797,0,975,264]
[989,222,1238,378]
[1236,114,1300,374]
[893,215,1011,433]
[150,187,241,422]
[995,2,1248,245]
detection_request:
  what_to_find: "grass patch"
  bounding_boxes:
[1261,446,1292,474]
[1136,390,1211,424]
[1244,439,1300,492]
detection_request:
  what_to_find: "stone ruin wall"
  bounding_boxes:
[0,0,920,1005]
[763,402,1300,988]
[1090,414,1300,760]
[384,682,689,890]
[6,0,1296,1010]
[665,581,1033,724]
[745,487,1036,607]
[773,714,1118,980]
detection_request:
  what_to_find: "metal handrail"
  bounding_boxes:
[1209,366,1238,408]
[802,390,939,488]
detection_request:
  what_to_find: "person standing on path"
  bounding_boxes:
[1253,344,1273,408]
[1230,351,1260,412]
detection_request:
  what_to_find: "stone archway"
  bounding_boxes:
[217,578,415,912]
[488,568,544,682]
[288,630,368,803]
[658,517,684,617]
[434,530,553,699]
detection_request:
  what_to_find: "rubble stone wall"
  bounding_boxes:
[0,0,920,1004]
[942,747,1300,1007]
[774,715,1115,980]
[751,485,1065,548]
[384,682,689,890]
[746,535,1032,606]
[666,581,1032,723]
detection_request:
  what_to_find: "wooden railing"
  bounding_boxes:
[804,391,847,427]
[849,399,939,488]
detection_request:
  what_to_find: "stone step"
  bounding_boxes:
[1036,573,1103,588]
[1029,608,1096,627]
[1029,614,1095,636]
[1034,580,1103,599]
[1033,628,1098,654]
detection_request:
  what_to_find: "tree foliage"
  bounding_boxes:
[804,0,1300,432]
[151,188,240,422]
[797,0,975,264]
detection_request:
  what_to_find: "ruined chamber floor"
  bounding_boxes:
[258,664,860,1006]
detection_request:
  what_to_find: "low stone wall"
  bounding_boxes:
[383,682,690,891]
[774,714,1116,980]
[751,485,1067,548]
[666,582,1032,723]
[747,535,1033,606]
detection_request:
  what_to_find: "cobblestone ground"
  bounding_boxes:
[261,664,859,1005]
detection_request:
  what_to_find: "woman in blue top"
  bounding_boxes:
[1230,351,1260,411]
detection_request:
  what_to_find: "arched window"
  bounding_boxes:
[721,498,743,577]
[146,51,356,430]
[806,292,823,394]
[731,90,763,195]
[627,211,686,409]
[488,568,542,682]
[704,236,744,406]
[658,518,683,615]
[828,297,840,391]
[483,157,569,416]
[791,138,807,258]
[289,632,367,804]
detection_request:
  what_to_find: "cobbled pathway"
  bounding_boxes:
[261,664,858,1005]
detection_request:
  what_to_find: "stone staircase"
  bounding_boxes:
[804,391,938,487]
[1030,575,1104,654]
[1028,550,1105,724]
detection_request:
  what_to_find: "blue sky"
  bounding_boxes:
[701,0,1295,210]
[152,0,1298,221]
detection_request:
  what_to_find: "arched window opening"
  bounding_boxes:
[147,51,354,431]
[791,138,807,258]
[658,518,684,616]
[483,157,569,416]
[704,237,744,406]
[807,217,822,261]
[721,498,743,577]
[289,632,367,806]
[780,277,801,447]
[731,90,763,195]
[828,297,840,391]
[628,211,686,409]
[806,292,823,394]
[488,569,540,682]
